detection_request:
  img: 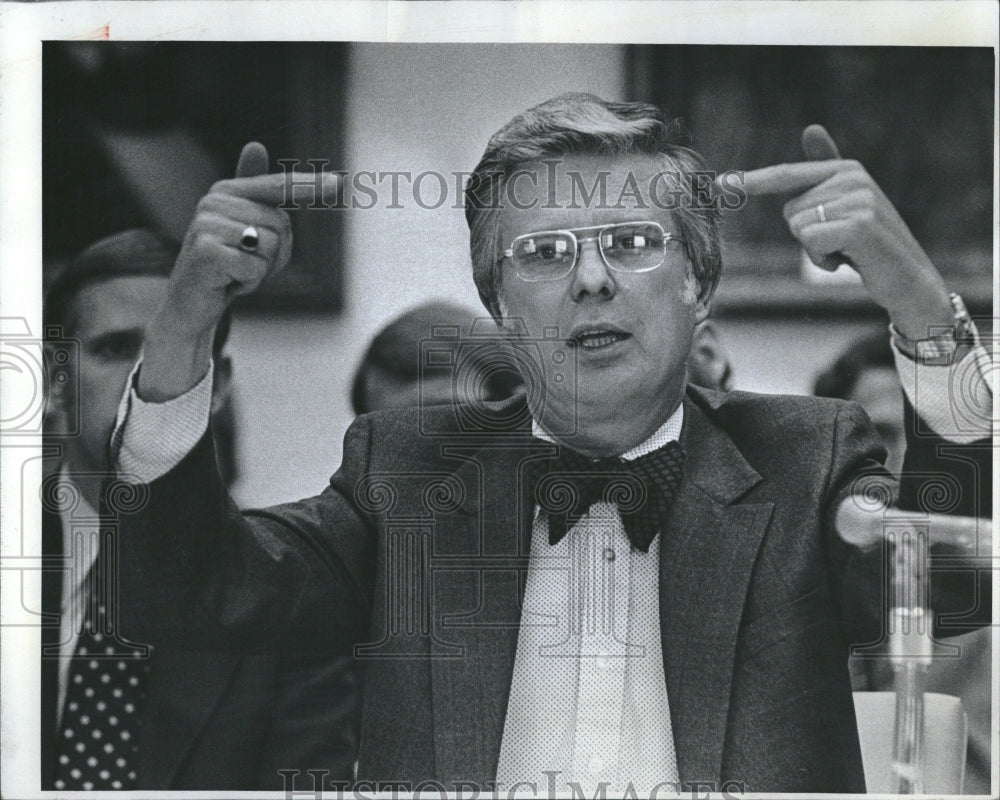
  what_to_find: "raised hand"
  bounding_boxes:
[139,143,338,401]
[165,143,300,335]
[737,125,952,339]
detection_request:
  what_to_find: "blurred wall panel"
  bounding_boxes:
[43,42,346,309]
[630,45,993,313]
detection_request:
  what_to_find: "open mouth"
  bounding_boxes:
[570,329,632,350]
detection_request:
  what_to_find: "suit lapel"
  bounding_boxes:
[40,508,63,788]
[430,433,540,785]
[425,389,775,785]
[661,391,773,786]
[138,648,243,787]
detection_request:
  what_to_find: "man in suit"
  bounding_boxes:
[41,229,356,790]
[111,95,991,793]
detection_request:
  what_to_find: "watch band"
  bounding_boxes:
[890,293,980,365]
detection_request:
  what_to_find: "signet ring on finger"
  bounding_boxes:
[240,226,260,252]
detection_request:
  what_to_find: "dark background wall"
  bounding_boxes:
[43,43,994,506]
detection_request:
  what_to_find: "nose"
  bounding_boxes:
[570,237,616,302]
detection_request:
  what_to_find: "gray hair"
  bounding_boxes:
[464,93,722,320]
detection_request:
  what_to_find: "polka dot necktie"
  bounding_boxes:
[54,552,150,791]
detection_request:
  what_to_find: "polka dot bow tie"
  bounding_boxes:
[527,439,686,552]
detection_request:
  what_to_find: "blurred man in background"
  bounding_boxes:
[815,332,992,795]
[814,334,905,474]
[41,229,355,791]
[351,301,523,415]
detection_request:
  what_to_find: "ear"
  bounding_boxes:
[210,354,232,416]
[693,318,720,350]
[693,295,711,326]
[685,263,712,326]
[689,320,734,392]
[43,341,73,428]
[492,290,512,332]
[494,296,529,338]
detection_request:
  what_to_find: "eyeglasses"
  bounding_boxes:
[502,221,684,282]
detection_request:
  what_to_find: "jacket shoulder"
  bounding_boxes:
[688,385,876,458]
[346,392,532,464]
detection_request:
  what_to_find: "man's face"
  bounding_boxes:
[496,153,707,455]
[56,275,169,472]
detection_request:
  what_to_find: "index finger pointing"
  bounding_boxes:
[212,170,341,207]
[739,160,845,196]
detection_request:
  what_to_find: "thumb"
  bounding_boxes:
[801,124,841,161]
[235,141,269,178]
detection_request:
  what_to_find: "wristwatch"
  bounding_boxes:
[890,293,981,366]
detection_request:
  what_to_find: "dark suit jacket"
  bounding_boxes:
[41,504,357,790]
[118,386,990,793]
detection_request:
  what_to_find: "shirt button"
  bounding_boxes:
[588,754,605,773]
[596,653,610,670]
[603,548,616,562]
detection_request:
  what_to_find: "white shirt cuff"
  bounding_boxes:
[113,359,214,484]
[892,338,993,444]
